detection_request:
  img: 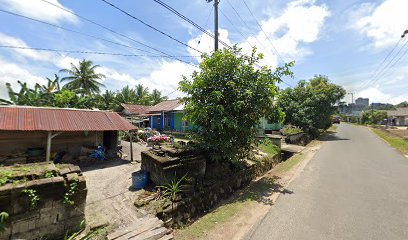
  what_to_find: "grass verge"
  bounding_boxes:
[371,128,408,155]
[258,142,280,157]
[274,153,305,174]
[174,177,275,240]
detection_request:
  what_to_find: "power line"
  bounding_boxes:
[239,0,286,63]
[196,6,213,48]
[100,0,204,54]
[371,39,408,85]
[224,0,270,52]
[219,8,253,49]
[38,0,198,67]
[0,7,197,67]
[359,36,408,90]
[151,0,232,50]
[0,45,199,58]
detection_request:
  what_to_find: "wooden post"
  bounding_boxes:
[46,131,62,161]
[46,132,52,162]
[130,131,134,162]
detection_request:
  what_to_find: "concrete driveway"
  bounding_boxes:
[248,123,408,240]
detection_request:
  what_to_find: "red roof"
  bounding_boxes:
[147,100,182,113]
[0,106,136,131]
[121,104,150,115]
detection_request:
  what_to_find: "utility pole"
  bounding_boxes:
[347,92,354,104]
[207,0,219,51]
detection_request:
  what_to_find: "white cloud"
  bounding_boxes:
[188,0,329,68]
[1,0,78,24]
[0,33,54,61]
[254,0,330,65]
[137,60,196,97]
[0,58,46,99]
[187,28,233,60]
[352,0,408,48]
[356,87,408,104]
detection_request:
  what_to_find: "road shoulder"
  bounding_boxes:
[174,137,326,240]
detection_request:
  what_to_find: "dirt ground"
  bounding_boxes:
[386,128,408,139]
[82,141,150,228]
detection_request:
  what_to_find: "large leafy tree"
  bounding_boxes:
[179,47,293,162]
[135,84,151,105]
[60,59,105,96]
[278,75,346,136]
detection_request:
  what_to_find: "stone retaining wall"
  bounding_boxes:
[156,155,280,226]
[0,164,87,239]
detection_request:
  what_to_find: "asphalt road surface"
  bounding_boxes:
[248,123,408,240]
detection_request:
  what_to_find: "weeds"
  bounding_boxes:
[0,212,9,233]
[22,189,40,209]
[64,181,79,205]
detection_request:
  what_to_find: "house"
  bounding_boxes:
[386,107,408,126]
[119,103,150,127]
[144,99,190,132]
[0,106,136,163]
[257,117,282,135]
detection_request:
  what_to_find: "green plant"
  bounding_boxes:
[158,174,188,203]
[282,126,304,136]
[179,46,293,162]
[44,170,55,178]
[64,220,85,240]
[64,181,78,205]
[277,75,346,137]
[22,189,40,209]
[0,211,9,233]
[0,171,13,186]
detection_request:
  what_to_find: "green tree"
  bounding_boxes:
[278,75,346,136]
[135,84,151,105]
[179,47,293,162]
[361,110,387,124]
[60,59,105,96]
[150,89,168,105]
[395,101,408,108]
[95,90,119,110]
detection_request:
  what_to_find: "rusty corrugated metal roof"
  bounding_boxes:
[146,99,182,113]
[0,106,136,131]
[121,103,150,115]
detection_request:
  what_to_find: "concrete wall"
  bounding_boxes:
[0,164,87,239]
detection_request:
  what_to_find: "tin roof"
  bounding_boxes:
[0,106,136,131]
[387,107,408,117]
[121,103,150,115]
[146,99,183,113]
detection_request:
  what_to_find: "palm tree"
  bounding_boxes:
[135,84,150,105]
[60,59,105,96]
[115,86,137,104]
[150,89,168,105]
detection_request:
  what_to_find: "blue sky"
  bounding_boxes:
[0,0,407,104]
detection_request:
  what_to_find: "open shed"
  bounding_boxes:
[0,106,136,164]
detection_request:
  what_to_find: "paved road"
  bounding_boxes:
[248,123,408,240]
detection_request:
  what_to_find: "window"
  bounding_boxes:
[167,118,171,127]
[157,117,161,127]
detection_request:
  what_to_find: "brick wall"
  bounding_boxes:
[0,164,87,239]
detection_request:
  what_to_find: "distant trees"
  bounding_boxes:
[361,110,387,124]
[277,75,346,136]
[0,59,168,110]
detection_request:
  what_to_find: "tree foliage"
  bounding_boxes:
[361,110,387,124]
[0,59,168,110]
[179,47,293,162]
[277,75,346,136]
[60,59,106,96]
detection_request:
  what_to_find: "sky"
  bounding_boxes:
[0,0,407,104]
